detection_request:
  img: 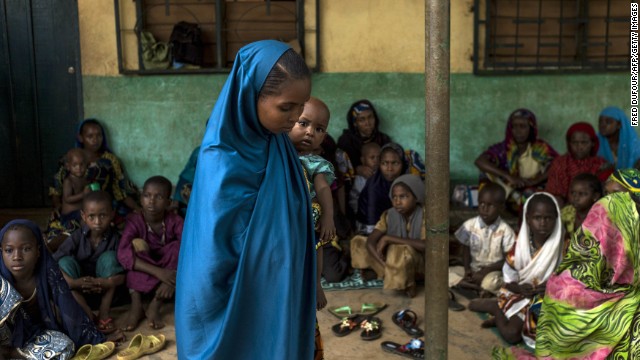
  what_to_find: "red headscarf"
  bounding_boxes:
[566,122,599,157]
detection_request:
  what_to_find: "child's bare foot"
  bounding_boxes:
[121,306,144,331]
[146,298,165,330]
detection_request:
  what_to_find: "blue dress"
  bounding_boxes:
[175,41,316,359]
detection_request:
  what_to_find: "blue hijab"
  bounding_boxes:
[0,220,104,348]
[74,118,111,152]
[175,41,316,359]
[597,107,640,169]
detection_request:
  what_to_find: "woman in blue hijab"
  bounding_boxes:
[175,41,316,359]
[597,106,640,169]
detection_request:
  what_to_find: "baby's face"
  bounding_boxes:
[66,154,87,178]
[289,101,329,154]
[361,148,380,170]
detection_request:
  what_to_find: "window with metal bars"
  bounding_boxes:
[114,0,318,74]
[473,0,631,74]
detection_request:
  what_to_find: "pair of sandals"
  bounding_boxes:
[331,314,383,341]
[328,302,387,319]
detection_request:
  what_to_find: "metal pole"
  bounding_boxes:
[424,0,450,359]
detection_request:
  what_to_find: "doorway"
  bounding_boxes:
[0,0,82,208]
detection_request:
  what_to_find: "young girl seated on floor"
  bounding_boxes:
[352,174,425,298]
[0,220,109,359]
[560,173,602,239]
[469,192,564,348]
[53,191,125,334]
[118,176,183,331]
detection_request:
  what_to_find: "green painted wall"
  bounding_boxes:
[83,73,636,188]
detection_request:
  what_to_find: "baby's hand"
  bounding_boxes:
[316,286,327,311]
[319,215,336,241]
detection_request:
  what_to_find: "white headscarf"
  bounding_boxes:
[509,192,564,285]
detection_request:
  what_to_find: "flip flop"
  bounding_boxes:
[381,338,425,359]
[392,309,424,337]
[360,302,387,316]
[331,315,365,337]
[328,305,353,319]
[448,290,466,311]
[360,316,382,341]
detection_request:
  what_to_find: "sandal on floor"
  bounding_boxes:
[360,316,382,341]
[328,305,353,319]
[331,315,365,337]
[381,338,425,359]
[116,333,165,360]
[72,342,115,360]
[71,344,92,360]
[448,290,466,311]
[392,309,424,337]
[360,302,387,316]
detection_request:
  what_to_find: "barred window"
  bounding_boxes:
[114,0,319,74]
[473,0,631,74]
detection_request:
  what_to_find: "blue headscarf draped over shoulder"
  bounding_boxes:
[0,220,104,348]
[597,106,640,169]
[175,41,316,359]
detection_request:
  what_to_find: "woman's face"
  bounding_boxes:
[511,117,531,144]
[379,150,403,182]
[354,110,375,138]
[2,228,39,280]
[257,78,311,134]
[568,131,594,160]
[78,124,104,153]
[598,116,621,137]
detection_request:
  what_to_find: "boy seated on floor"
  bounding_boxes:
[350,174,425,298]
[52,190,125,334]
[453,182,516,297]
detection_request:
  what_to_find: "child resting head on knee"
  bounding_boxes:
[117,175,183,331]
[53,191,125,334]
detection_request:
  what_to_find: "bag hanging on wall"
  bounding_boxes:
[140,31,172,70]
[170,21,203,66]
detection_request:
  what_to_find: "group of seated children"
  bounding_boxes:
[0,173,182,358]
[454,167,640,358]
